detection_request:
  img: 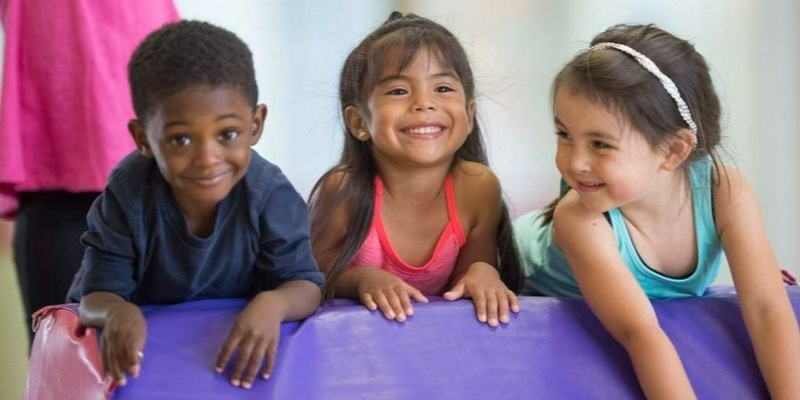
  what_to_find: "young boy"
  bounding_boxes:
[66,20,324,390]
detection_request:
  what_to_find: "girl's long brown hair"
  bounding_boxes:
[309,12,522,299]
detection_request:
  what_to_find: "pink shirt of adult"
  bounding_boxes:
[0,0,180,218]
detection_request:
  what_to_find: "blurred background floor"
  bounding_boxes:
[0,220,27,399]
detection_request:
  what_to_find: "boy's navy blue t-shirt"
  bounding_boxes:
[67,150,324,304]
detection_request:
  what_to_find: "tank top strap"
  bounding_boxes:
[374,173,465,245]
[443,174,466,245]
[373,174,384,225]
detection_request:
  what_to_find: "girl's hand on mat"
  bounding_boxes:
[357,267,429,322]
[444,262,519,327]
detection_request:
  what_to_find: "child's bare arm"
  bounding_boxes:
[553,193,697,399]
[715,167,800,399]
[444,163,518,326]
[79,291,147,387]
[311,172,428,322]
[215,280,321,389]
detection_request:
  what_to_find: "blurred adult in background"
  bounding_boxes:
[0,0,180,342]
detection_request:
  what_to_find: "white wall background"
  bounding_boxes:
[174,0,800,284]
[1,3,793,284]
[0,1,798,397]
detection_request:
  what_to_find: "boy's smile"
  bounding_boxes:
[129,84,266,220]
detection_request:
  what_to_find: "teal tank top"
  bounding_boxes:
[513,159,723,299]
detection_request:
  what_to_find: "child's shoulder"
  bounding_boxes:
[552,191,607,228]
[244,150,281,182]
[710,163,759,225]
[451,161,502,219]
[243,151,299,195]
[550,191,615,255]
[112,150,153,175]
[709,163,745,189]
[314,168,348,198]
[451,160,500,191]
[107,151,157,192]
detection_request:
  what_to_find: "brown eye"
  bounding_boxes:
[386,88,408,95]
[169,136,191,147]
[219,129,240,142]
[592,140,611,149]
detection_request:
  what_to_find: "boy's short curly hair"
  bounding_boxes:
[128,20,258,122]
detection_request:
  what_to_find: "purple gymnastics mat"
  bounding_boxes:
[27,287,800,399]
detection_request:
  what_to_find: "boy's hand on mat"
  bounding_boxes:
[101,302,147,387]
[444,262,520,327]
[215,293,282,389]
[358,267,428,322]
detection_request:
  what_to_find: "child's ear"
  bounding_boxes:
[466,99,476,134]
[344,105,370,141]
[249,104,268,146]
[661,128,695,171]
[127,120,153,157]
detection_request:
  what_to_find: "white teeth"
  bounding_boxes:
[406,126,442,135]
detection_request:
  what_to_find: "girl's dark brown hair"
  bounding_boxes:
[542,24,724,224]
[309,11,522,299]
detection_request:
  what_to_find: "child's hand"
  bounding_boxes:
[443,262,520,327]
[100,302,147,386]
[215,292,282,390]
[357,267,429,322]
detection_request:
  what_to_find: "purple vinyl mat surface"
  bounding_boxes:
[28,287,800,399]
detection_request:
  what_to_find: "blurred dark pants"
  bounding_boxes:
[13,191,99,345]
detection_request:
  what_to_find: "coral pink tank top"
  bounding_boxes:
[348,174,467,295]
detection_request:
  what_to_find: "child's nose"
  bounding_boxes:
[193,140,221,166]
[568,148,591,173]
[411,92,435,112]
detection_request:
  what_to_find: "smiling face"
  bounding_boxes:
[129,84,266,217]
[554,88,669,213]
[348,47,476,170]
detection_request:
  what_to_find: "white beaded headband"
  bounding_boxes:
[590,42,698,148]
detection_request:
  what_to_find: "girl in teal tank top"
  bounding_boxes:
[514,24,800,399]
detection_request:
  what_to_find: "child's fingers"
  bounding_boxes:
[215,334,241,374]
[508,290,520,313]
[129,362,141,379]
[408,288,429,304]
[369,292,396,320]
[131,334,146,378]
[229,340,256,388]
[123,346,142,378]
[240,342,268,390]
[497,293,511,324]
[442,282,466,301]
[398,291,415,316]
[106,345,126,386]
[471,291,488,323]
[101,343,110,381]
[484,292,500,327]
[262,340,278,380]
[372,290,407,321]
[360,292,378,311]
[385,290,408,322]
